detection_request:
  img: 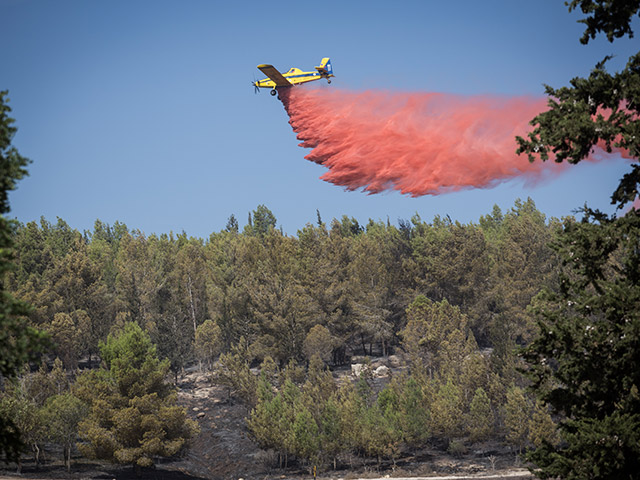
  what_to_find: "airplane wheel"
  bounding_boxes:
[328,79,331,84]
[270,89,277,96]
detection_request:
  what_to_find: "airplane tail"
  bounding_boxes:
[315,58,333,76]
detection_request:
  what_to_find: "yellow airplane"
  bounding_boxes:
[253,58,334,96]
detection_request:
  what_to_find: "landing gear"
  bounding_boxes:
[327,79,331,84]
[270,89,277,96]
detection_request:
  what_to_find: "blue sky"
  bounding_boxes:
[2,1,638,237]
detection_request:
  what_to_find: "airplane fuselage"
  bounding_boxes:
[253,59,334,95]
[255,68,329,89]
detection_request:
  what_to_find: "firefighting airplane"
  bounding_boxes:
[252,58,334,96]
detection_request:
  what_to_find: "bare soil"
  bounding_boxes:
[0,371,533,480]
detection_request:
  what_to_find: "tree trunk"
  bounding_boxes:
[187,273,197,339]
[65,445,71,472]
[32,443,40,467]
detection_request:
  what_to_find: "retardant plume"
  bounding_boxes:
[278,87,571,196]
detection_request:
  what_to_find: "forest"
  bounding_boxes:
[2,2,639,477]
[0,200,563,473]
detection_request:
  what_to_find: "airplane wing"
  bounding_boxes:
[257,64,292,87]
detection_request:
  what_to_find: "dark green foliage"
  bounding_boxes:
[516,53,640,209]
[0,91,49,462]
[396,377,430,446]
[567,0,640,44]
[516,0,640,211]
[245,204,277,237]
[522,211,640,478]
[529,410,640,480]
[0,92,30,215]
[516,5,640,475]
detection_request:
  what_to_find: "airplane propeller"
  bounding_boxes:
[252,76,260,94]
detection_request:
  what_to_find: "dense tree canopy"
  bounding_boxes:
[2,196,563,469]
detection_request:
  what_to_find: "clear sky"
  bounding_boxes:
[2,0,638,238]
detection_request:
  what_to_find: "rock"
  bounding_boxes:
[197,412,206,418]
[351,363,364,377]
[388,354,403,368]
[192,406,200,412]
[375,365,390,377]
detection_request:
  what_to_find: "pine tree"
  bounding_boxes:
[0,90,49,461]
[515,4,640,210]
[504,386,530,455]
[467,387,493,443]
[523,212,640,478]
[194,318,222,370]
[318,395,343,469]
[400,376,430,447]
[76,322,198,473]
[515,3,640,476]
[292,405,320,465]
[247,373,287,460]
[429,377,463,443]
[527,399,558,449]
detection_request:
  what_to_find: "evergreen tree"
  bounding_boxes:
[216,338,258,405]
[0,91,49,462]
[247,373,287,460]
[303,325,334,363]
[318,395,343,469]
[76,322,198,473]
[504,386,530,455]
[523,212,640,478]
[400,296,477,380]
[516,4,640,210]
[516,4,640,477]
[527,399,558,449]
[397,376,430,447]
[292,405,320,465]
[467,387,493,443]
[429,377,464,443]
[245,204,277,237]
[194,319,222,370]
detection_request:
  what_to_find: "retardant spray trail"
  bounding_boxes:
[278,87,568,196]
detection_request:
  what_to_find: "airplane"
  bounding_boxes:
[252,58,334,96]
